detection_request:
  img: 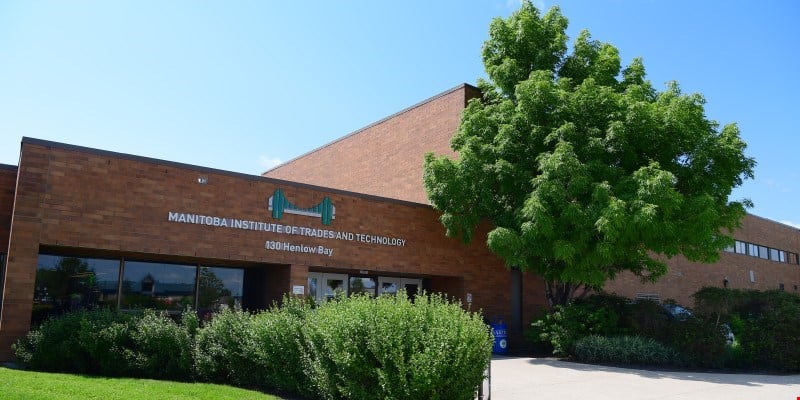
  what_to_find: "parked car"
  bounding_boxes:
[661,303,735,345]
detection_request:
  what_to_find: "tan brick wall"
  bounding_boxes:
[605,214,800,306]
[263,84,481,204]
[0,139,525,359]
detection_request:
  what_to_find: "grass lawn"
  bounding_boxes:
[0,367,284,400]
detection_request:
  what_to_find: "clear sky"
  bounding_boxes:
[1,1,798,227]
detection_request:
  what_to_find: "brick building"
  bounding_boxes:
[1,84,798,360]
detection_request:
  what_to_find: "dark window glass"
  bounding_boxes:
[33,254,120,324]
[758,246,769,259]
[121,261,196,312]
[349,277,376,296]
[198,266,244,319]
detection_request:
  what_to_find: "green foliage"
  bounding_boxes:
[13,309,132,374]
[528,294,728,368]
[573,335,676,365]
[304,293,492,400]
[423,0,755,306]
[693,287,800,371]
[14,309,194,380]
[527,294,630,356]
[194,298,312,396]
[19,294,492,398]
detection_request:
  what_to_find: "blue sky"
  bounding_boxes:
[1,1,798,227]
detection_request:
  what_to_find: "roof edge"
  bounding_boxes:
[19,137,434,209]
[262,82,478,175]
[746,212,800,232]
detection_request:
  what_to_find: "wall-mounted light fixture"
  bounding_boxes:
[723,277,729,288]
[197,176,208,184]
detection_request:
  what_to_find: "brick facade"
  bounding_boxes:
[605,215,800,305]
[263,84,481,204]
[0,138,546,360]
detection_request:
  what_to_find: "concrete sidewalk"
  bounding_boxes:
[488,356,800,400]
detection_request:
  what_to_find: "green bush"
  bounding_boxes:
[693,287,800,372]
[527,294,631,356]
[13,309,132,374]
[737,297,800,372]
[304,293,491,400]
[573,335,676,365]
[14,309,194,380]
[193,298,313,396]
[121,310,194,380]
[194,306,259,385]
[250,296,312,396]
[17,294,491,399]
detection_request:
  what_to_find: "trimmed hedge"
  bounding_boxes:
[15,293,491,399]
[573,335,676,365]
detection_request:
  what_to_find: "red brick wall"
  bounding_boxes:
[0,139,531,359]
[263,84,481,204]
[0,165,17,251]
[605,214,800,306]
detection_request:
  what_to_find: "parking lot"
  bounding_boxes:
[489,356,800,400]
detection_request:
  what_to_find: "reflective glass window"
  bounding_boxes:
[198,266,244,318]
[734,241,747,254]
[33,254,120,324]
[121,261,196,312]
[747,243,759,257]
[758,246,769,259]
[770,248,780,261]
[349,277,376,296]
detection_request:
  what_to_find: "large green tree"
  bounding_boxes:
[423,1,755,306]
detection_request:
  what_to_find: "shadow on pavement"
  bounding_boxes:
[513,357,798,387]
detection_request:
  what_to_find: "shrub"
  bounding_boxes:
[14,309,194,380]
[694,287,800,372]
[193,306,259,385]
[304,292,491,400]
[121,310,194,380]
[527,294,631,356]
[573,335,676,365]
[737,297,800,372]
[249,296,312,396]
[13,309,132,374]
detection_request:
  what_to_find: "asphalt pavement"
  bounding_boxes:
[487,356,800,400]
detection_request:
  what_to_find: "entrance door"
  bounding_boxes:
[378,277,421,297]
[377,277,400,296]
[308,272,348,303]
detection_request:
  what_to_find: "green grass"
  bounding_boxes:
[0,367,284,400]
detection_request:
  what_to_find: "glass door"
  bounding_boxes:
[377,277,421,297]
[401,278,422,299]
[377,277,400,296]
[308,272,348,303]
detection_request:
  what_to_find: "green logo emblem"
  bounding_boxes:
[268,188,335,225]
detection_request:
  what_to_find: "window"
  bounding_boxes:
[747,243,759,257]
[197,266,244,318]
[33,254,120,325]
[770,248,780,261]
[779,250,786,263]
[121,261,196,313]
[723,244,734,253]
[758,246,769,259]
[790,253,799,265]
[349,277,376,296]
[734,241,747,254]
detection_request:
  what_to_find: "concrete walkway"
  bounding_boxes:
[488,356,800,400]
